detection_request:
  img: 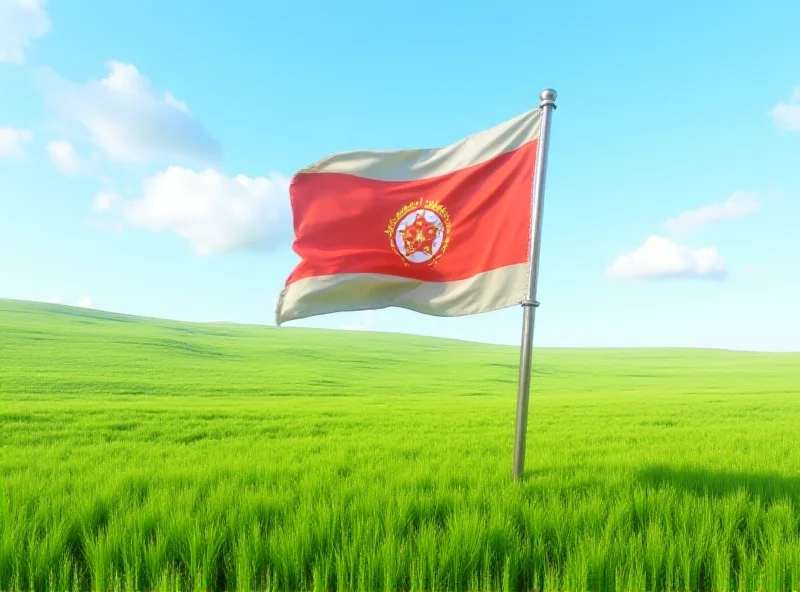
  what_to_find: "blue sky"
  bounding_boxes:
[1,0,799,351]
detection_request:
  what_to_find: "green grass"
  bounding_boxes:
[2,298,800,592]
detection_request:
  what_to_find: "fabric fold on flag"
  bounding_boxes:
[276,108,542,326]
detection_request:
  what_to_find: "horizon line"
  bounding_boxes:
[2,297,798,354]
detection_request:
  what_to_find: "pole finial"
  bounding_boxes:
[539,89,557,107]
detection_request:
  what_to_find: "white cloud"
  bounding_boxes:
[92,190,120,212]
[664,191,761,235]
[45,61,221,165]
[772,87,800,131]
[47,140,88,175]
[76,297,92,308]
[123,166,292,255]
[0,0,50,64]
[49,295,62,304]
[0,127,33,158]
[607,235,726,280]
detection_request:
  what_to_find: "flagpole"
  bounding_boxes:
[512,88,557,482]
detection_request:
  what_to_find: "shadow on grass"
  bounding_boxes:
[637,465,800,503]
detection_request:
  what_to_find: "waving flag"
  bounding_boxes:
[275,108,543,326]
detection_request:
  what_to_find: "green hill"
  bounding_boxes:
[1,299,800,591]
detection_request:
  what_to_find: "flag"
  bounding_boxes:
[275,108,543,326]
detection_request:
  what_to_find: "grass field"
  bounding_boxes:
[2,299,800,592]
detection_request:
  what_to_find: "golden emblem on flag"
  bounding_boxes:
[385,199,451,266]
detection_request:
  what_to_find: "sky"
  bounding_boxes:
[1,0,799,351]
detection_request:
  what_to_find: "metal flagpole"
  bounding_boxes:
[512,88,557,482]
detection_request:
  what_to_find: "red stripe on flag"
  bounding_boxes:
[286,141,537,285]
